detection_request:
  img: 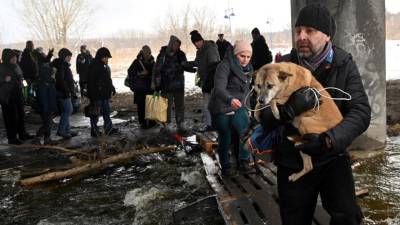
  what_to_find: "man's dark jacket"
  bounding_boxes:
[127,53,154,93]
[76,52,93,84]
[260,47,371,169]
[50,58,75,99]
[87,54,114,101]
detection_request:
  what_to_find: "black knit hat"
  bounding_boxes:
[295,4,335,37]
[58,48,72,60]
[95,47,112,59]
[190,30,203,44]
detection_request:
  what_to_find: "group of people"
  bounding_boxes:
[0,42,119,144]
[0,4,372,224]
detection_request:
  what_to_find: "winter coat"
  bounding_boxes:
[0,62,24,104]
[250,35,272,70]
[263,46,371,169]
[188,40,221,93]
[216,39,232,59]
[208,48,253,115]
[87,58,114,101]
[153,36,191,92]
[127,53,154,93]
[20,48,39,82]
[37,63,57,113]
[51,58,75,99]
[76,51,93,83]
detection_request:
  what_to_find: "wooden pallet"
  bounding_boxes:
[201,153,331,225]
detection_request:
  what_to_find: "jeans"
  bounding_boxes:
[57,98,73,135]
[212,107,250,171]
[203,93,212,127]
[90,100,112,134]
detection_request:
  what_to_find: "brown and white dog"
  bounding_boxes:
[253,62,343,181]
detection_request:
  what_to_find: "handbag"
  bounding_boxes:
[84,101,101,117]
[145,92,168,123]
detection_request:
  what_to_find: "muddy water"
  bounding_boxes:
[354,136,400,225]
[1,135,400,225]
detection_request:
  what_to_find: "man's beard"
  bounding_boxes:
[297,47,314,59]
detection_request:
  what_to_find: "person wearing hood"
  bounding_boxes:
[152,35,195,133]
[50,48,76,139]
[0,49,34,144]
[127,45,156,129]
[208,40,254,177]
[216,33,232,59]
[35,47,57,144]
[87,47,118,137]
[259,4,370,224]
[250,28,273,70]
[184,30,221,131]
[76,45,93,96]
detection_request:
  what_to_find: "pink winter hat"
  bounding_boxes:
[233,40,252,55]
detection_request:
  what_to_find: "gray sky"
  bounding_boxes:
[0,0,399,44]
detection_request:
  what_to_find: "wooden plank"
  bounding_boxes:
[197,133,217,154]
[236,197,266,225]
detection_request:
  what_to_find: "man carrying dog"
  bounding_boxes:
[258,4,371,225]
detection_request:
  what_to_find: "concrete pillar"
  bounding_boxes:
[291,0,386,151]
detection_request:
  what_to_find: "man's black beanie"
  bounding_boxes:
[190,30,203,44]
[295,4,335,37]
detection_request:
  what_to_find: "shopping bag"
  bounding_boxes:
[145,92,168,123]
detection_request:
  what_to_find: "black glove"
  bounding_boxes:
[295,133,329,156]
[279,87,320,121]
[112,86,116,96]
[259,107,284,133]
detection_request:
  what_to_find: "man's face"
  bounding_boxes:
[172,41,180,52]
[251,33,260,41]
[102,57,109,64]
[27,42,34,50]
[218,36,224,41]
[81,47,87,53]
[194,40,204,49]
[295,26,330,59]
[143,51,151,60]
[65,55,72,63]
[9,56,17,65]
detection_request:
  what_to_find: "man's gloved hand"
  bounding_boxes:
[279,87,320,121]
[295,133,330,156]
[112,86,116,96]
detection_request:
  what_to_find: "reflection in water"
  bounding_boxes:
[354,136,400,225]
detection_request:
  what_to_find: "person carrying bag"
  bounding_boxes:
[145,91,168,123]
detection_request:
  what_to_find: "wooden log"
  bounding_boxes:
[1,143,91,157]
[356,189,369,197]
[20,145,176,186]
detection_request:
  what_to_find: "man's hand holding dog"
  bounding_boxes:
[280,87,320,121]
[295,133,332,156]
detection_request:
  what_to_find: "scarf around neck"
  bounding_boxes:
[298,41,333,72]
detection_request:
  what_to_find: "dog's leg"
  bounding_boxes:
[271,100,280,120]
[288,151,313,182]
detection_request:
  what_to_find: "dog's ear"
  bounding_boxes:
[278,71,293,81]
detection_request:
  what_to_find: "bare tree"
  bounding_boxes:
[19,0,95,47]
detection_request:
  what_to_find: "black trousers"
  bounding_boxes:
[0,89,27,140]
[37,112,52,138]
[277,155,363,225]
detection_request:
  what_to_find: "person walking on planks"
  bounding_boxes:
[257,4,371,225]
[208,40,254,177]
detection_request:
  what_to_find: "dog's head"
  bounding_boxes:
[254,62,312,105]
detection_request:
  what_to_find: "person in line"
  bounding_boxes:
[0,49,34,144]
[51,48,77,139]
[250,28,273,70]
[216,33,232,59]
[208,40,254,176]
[259,4,371,224]
[35,47,57,144]
[76,45,93,97]
[152,35,195,134]
[87,47,119,137]
[185,30,220,131]
[127,45,156,129]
